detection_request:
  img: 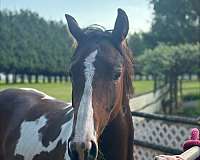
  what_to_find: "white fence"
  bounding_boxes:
[132,112,200,159]
[130,85,169,113]
[129,85,200,159]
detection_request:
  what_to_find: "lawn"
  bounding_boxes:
[0,80,154,102]
[0,82,72,102]
[0,80,198,102]
[182,80,200,96]
[133,80,154,94]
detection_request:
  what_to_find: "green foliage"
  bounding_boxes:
[183,94,200,101]
[137,43,200,76]
[128,0,200,56]
[0,10,74,75]
[150,0,200,44]
[128,33,146,57]
[128,0,200,57]
[128,32,157,58]
[175,100,200,117]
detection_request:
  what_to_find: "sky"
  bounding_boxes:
[0,0,154,33]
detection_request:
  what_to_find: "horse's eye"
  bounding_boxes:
[113,71,121,80]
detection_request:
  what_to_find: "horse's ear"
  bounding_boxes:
[112,8,129,44]
[65,14,85,42]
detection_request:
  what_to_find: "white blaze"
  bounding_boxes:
[74,49,98,142]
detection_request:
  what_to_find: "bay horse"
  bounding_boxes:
[0,8,134,160]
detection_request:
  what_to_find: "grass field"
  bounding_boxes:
[0,80,154,102]
[133,80,154,94]
[0,82,72,102]
[182,80,200,95]
[0,80,199,102]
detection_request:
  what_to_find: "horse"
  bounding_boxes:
[0,8,134,160]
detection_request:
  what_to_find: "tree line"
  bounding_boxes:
[128,0,199,57]
[127,0,200,112]
[0,0,199,85]
[0,9,74,83]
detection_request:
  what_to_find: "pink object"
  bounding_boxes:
[183,128,200,151]
[182,128,200,160]
[155,128,200,160]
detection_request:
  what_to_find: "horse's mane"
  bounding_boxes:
[121,41,134,101]
[75,25,134,101]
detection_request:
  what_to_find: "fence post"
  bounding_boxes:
[5,73,9,84]
[35,74,39,83]
[65,75,69,82]
[179,79,183,100]
[59,75,62,83]
[42,75,46,83]
[28,74,32,83]
[47,76,51,83]
[13,74,17,84]
[153,75,157,93]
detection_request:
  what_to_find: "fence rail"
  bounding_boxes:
[132,111,200,159]
[130,85,169,113]
[132,112,200,126]
[155,146,200,160]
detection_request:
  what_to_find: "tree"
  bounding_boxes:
[137,43,200,111]
[150,0,200,44]
[128,33,146,57]
[0,10,74,83]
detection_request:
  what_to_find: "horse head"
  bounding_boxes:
[65,8,134,160]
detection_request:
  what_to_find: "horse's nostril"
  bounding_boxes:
[68,140,98,160]
[68,141,78,159]
[88,140,98,159]
[69,141,76,152]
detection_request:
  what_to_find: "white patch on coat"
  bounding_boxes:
[73,49,98,143]
[20,88,55,100]
[14,110,73,160]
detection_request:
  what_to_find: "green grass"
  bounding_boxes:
[133,80,154,95]
[182,80,200,96]
[174,80,200,117]
[0,80,154,101]
[0,80,198,102]
[0,82,72,102]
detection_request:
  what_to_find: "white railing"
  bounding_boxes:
[132,112,200,159]
[130,85,169,113]
[155,146,200,160]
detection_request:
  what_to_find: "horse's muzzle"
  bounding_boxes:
[68,140,98,160]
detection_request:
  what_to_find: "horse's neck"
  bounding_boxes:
[99,107,133,160]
